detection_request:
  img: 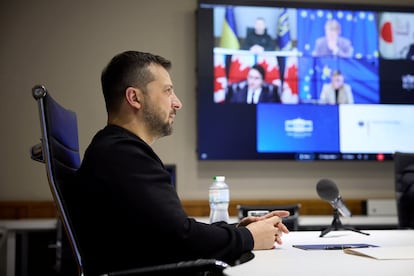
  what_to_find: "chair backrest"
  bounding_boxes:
[236,204,301,231]
[30,85,84,275]
[394,151,414,229]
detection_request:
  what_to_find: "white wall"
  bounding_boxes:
[0,0,412,201]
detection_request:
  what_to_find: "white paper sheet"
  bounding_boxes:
[344,246,414,260]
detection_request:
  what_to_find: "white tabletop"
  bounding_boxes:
[299,215,398,226]
[194,215,398,229]
[224,230,414,276]
[0,218,58,276]
[0,218,57,231]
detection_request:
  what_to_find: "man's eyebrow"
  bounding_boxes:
[163,85,174,92]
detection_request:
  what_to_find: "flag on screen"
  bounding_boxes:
[277,8,292,50]
[213,53,227,103]
[280,56,299,103]
[313,57,379,104]
[228,54,254,83]
[379,12,396,59]
[298,57,317,101]
[284,56,298,95]
[256,55,281,84]
[219,7,240,49]
[351,11,378,59]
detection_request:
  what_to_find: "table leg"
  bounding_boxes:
[6,231,15,276]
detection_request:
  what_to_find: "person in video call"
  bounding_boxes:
[241,17,276,53]
[312,19,354,58]
[406,43,414,60]
[319,70,354,104]
[226,64,281,104]
[73,50,289,274]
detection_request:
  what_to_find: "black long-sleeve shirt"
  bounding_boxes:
[71,125,253,275]
[241,28,275,51]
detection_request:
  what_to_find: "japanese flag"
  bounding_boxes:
[379,13,396,59]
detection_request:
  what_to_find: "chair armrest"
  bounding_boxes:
[30,143,45,163]
[104,258,229,276]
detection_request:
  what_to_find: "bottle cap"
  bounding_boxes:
[213,176,225,181]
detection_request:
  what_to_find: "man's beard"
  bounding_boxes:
[142,102,173,138]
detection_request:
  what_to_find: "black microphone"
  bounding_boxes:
[316,179,351,217]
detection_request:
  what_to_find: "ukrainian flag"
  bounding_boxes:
[219,7,240,49]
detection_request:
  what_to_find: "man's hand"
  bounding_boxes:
[242,210,290,250]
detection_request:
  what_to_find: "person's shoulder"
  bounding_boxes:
[315,36,325,44]
[261,29,272,38]
[339,36,352,44]
[90,125,148,155]
[246,27,255,36]
[321,83,331,90]
[84,125,158,167]
[262,82,277,91]
[344,83,352,90]
[230,80,248,90]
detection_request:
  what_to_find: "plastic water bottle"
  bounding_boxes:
[209,176,230,223]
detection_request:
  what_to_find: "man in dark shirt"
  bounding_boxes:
[227,64,280,104]
[406,43,414,60]
[242,17,276,53]
[73,50,289,275]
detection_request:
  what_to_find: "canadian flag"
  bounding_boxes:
[281,56,299,104]
[256,55,281,85]
[213,54,227,103]
[379,12,396,59]
[284,56,298,95]
[227,54,255,84]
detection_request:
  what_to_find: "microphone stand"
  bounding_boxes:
[320,209,370,237]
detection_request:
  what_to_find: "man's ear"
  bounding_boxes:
[125,87,142,108]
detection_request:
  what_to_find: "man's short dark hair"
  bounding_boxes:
[251,64,266,80]
[101,51,172,114]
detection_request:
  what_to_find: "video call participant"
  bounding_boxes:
[312,19,354,58]
[241,17,276,53]
[319,70,354,104]
[406,43,414,60]
[226,64,281,104]
[72,51,289,275]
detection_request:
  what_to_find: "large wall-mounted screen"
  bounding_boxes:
[196,0,414,161]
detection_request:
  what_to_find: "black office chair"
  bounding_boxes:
[237,204,301,231]
[30,85,229,276]
[394,151,414,229]
[0,227,6,249]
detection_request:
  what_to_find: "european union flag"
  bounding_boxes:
[297,8,378,59]
[299,57,379,103]
[296,8,379,103]
[351,11,378,59]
